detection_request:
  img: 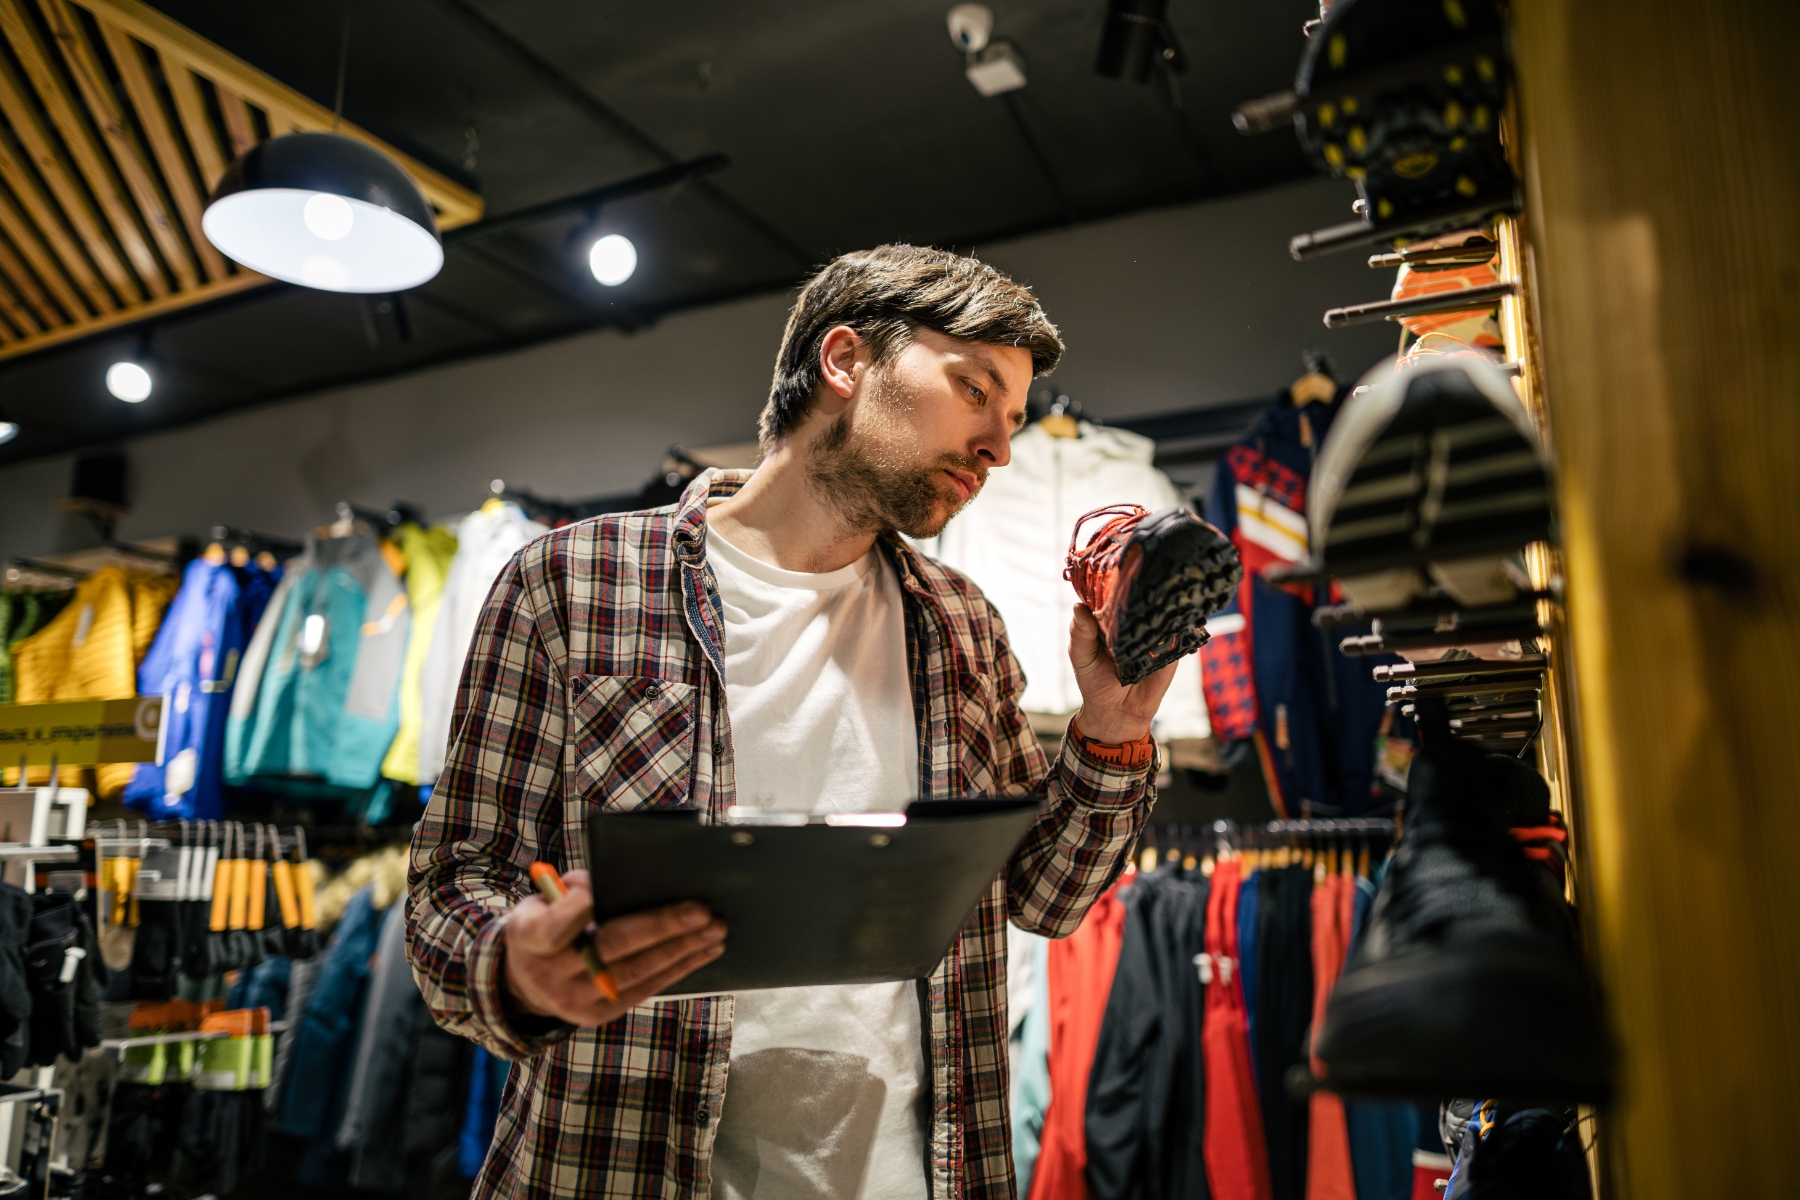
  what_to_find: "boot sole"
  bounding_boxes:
[1313,359,1552,584]
[1315,936,1612,1103]
[1110,509,1242,685]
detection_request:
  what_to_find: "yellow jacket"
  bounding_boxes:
[379,525,458,784]
[9,565,179,793]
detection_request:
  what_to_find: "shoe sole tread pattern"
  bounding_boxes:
[1110,510,1242,685]
[1323,377,1551,580]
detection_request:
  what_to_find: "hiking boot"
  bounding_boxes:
[1063,504,1241,685]
[1444,1100,1592,1200]
[1310,352,1551,613]
[1295,0,1518,242]
[1313,710,1611,1101]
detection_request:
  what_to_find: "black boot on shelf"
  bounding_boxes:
[1314,707,1611,1101]
[1443,1099,1592,1200]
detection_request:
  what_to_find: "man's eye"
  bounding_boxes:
[968,382,985,404]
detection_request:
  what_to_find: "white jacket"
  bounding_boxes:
[417,501,549,784]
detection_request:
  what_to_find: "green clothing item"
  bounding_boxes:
[0,594,12,705]
[380,524,457,785]
[0,591,67,706]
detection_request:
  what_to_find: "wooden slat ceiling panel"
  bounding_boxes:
[0,0,482,361]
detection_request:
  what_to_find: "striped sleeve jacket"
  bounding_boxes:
[406,468,1157,1200]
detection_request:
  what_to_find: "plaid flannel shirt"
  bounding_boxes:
[407,469,1156,1200]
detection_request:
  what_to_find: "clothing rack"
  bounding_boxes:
[1235,818,1398,837]
[3,557,83,589]
[490,449,704,525]
[208,525,303,559]
[329,501,423,539]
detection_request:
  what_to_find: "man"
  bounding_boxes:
[408,244,1173,1200]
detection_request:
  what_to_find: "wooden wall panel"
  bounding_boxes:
[1511,1,1800,1194]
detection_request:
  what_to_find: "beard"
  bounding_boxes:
[806,379,987,540]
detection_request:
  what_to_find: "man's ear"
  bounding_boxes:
[818,325,865,404]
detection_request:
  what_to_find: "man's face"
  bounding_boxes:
[807,326,1034,539]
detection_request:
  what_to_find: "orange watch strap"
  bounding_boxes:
[1069,720,1157,768]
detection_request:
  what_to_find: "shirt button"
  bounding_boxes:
[695,1110,711,1126]
[644,684,661,700]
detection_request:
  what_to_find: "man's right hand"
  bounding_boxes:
[501,868,726,1027]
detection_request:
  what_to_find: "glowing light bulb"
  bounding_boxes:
[106,361,152,402]
[300,256,349,289]
[0,421,17,445]
[302,192,355,240]
[588,233,637,286]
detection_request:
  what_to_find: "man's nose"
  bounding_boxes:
[972,411,1012,468]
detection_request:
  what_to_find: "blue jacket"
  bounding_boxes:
[1205,393,1397,817]
[278,886,383,1141]
[125,559,245,820]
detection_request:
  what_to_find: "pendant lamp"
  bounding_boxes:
[203,132,443,293]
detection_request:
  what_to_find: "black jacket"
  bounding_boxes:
[1085,867,1211,1200]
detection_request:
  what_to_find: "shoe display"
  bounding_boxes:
[1312,709,1611,1101]
[1442,1099,1592,1200]
[1063,503,1242,685]
[1309,353,1551,613]
[1294,0,1518,246]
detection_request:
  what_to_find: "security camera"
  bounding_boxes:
[947,4,993,53]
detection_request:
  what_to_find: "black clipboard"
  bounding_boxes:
[587,797,1041,995]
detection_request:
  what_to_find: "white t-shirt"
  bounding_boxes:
[705,524,928,1200]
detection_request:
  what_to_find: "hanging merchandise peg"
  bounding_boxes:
[1322,280,1517,329]
[1372,653,1546,681]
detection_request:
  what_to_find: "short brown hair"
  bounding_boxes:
[760,244,1064,446]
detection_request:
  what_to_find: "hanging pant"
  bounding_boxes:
[1203,860,1274,1200]
[1305,873,1355,1200]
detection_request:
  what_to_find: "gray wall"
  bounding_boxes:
[0,175,1392,562]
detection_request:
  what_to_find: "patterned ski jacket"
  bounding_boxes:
[406,469,1156,1200]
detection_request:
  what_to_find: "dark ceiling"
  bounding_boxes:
[0,0,1322,466]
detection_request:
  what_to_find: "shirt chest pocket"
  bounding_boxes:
[566,674,698,813]
[957,670,998,794]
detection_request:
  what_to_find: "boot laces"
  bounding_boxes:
[1062,504,1148,603]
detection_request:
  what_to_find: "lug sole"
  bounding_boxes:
[1109,509,1242,686]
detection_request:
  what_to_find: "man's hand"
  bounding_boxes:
[1067,603,1177,745]
[502,868,725,1027]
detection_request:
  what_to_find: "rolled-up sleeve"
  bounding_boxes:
[980,599,1156,938]
[406,553,573,1059]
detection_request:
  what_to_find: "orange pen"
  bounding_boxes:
[528,862,620,1002]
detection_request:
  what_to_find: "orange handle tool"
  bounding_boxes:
[528,862,619,1002]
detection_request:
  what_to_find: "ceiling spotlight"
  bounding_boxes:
[203,132,443,293]
[1095,0,1186,83]
[106,361,152,403]
[0,421,17,446]
[588,233,638,286]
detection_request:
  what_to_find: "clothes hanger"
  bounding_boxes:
[1289,371,1338,406]
[1038,394,1081,439]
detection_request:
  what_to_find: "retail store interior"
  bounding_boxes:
[0,1,1789,1199]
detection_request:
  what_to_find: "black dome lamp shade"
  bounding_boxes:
[202,132,443,293]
